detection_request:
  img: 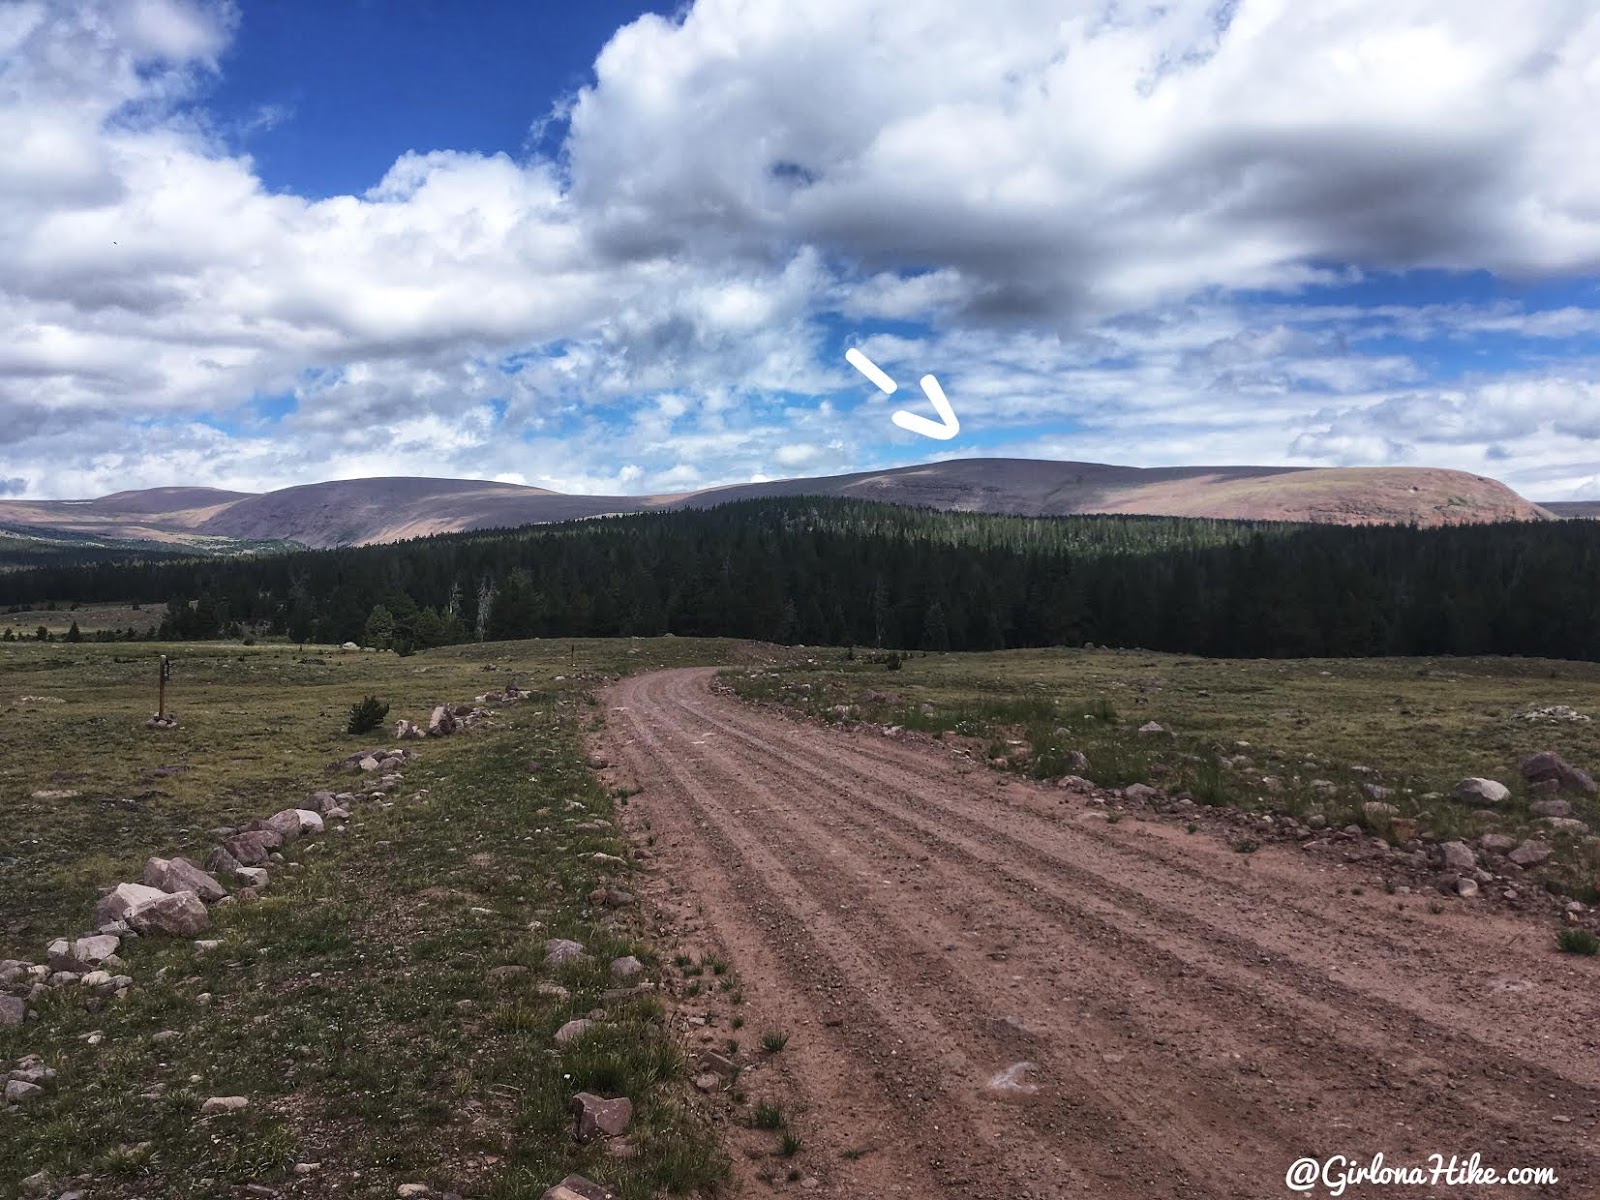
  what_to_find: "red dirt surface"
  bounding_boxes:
[601,669,1599,1199]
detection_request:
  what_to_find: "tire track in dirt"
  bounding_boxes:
[792,709,1599,999]
[625,680,1300,1195]
[616,678,1198,1196]
[667,676,1600,1175]
[604,669,1600,1197]
[683,681,1600,1093]
[651,689,1370,1161]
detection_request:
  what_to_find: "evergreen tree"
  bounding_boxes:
[920,601,950,652]
[10,496,1600,663]
[363,604,396,649]
[414,606,445,648]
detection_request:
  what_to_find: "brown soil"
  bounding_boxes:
[600,669,1599,1199]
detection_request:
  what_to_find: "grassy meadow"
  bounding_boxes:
[1,601,159,639]
[0,636,791,1200]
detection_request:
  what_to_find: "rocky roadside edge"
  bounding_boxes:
[3,681,643,1200]
[714,674,1600,940]
[579,732,825,1198]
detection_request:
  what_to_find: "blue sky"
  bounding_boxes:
[207,1,669,198]
[2,0,1600,502]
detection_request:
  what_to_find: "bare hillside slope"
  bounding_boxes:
[1,459,1551,550]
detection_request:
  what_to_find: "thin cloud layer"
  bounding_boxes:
[1,0,1599,500]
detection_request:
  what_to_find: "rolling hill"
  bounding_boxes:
[0,459,1553,553]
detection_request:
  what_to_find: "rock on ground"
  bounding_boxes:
[47,934,120,973]
[1508,839,1553,868]
[263,810,305,841]
[541,1178,618,1200]
[1453,777,1511,807]
[128,890,210,936]
[303,790,337,813]
[1438,841,1477,872]
[292,809,325,834]
[1519,750,1598,795]
[588,886,634,909]
[142,856,227,904]
[200,1096,249,1114]
[93,882,167,927]
[554,1019,595,1045]
[222,830,282,866]
[544,938,586,967]
[571,1092,633,1141]
[5,1079,43,1104]
[0,996,23,1026]
[1531,798,1575,819]
[1544,817,1590,835]
[205,845,243,875]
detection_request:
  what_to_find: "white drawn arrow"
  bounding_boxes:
[845,348,961,441]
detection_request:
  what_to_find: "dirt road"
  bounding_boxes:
[602,669,1600,1198]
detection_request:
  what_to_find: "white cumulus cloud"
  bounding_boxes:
[0,0,1597,500]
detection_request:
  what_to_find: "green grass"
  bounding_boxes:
[0,636,793,1200]
[1557,928,1600,956]
[1,600,161,637]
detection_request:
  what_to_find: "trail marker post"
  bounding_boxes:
[145,655,178,730]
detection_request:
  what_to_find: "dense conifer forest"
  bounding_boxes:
[2,498,1596,660]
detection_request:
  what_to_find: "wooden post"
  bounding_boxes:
[158,654,170,720]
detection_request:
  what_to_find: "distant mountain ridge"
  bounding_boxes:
[0,458,1553,551]
[1540,501,1600,519]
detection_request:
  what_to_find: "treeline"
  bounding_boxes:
[0,531,203,572]
[0,621,140,644]
[0,498,1596,660]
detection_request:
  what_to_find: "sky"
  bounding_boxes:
[2,0,1600,503]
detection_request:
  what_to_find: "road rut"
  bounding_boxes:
[602,668,1599,1198]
